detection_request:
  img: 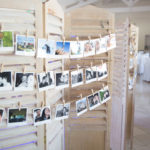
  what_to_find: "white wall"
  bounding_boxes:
[115,11,150,50]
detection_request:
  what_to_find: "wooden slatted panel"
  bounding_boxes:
[0,0,44,150]
[44,1,64,150]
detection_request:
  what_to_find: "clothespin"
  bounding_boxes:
[41,101,44,108]
[88,35,91,42]
[102,84,105,90]
[101,60,104,65]
[90,62,93,69]
[91,89,94,95]
[76,36,79,43]
[62,35,65,44]
[23,65,26,74]
[99,34,102,39]
[80,93,82,99]
[62,99,65,105]
[18,101,21,111]
[0,64,4,73]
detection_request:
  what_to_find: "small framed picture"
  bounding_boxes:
[0,109,4,125]
[55,41,70,58]
[7,108,28,126]
[87,92,100,110]
[37,39,56,58]
[99,86,111,104]
[14,73,34,91]
[107,34,116,51]
[76,98,87,116]
[100,37,107,53]
[83,40,95,57]
[0,71,12,91]
[55,103,70,120]
[85,66,97,84]
[71,69,83,87]
[70,41,84,58]
[56,71,69,89]
[37,71,55,92]
[0,31,14,52]
[33,106,51,126]
[15,35,35,56]
[97,63,108,80]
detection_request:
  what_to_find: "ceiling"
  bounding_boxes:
[57,0,150,13]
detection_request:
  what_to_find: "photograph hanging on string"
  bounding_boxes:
[97,63,108,80]
[55,41,70,58]
[85,66,97,83]
[37,71,55,92]
[37,39,56,58]
[71,69,83,87]
[56,71,69,89]
[55,103,70,120]
[14,73,34,91]
[15,35,35,56]
[7,108,28,126]
[83,40,95,57]
[0,109,4,125]
[99,37,107,53]
[93,38,101,54]
[76,97,87,116]
[99,86,111,104]
[107,34,116,51]
[70,41,84,58]
[0,71,12,91]
[33,106,51,126]
[0,31,14,52]
[87,92,100,110]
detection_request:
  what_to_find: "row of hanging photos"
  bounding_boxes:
[0,85,110,127]
[0,62,108,92]
[0,30,116,58]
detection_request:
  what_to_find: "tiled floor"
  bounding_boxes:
[133,75,150,150]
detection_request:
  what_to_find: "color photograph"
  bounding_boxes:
[14,73,34,91]
[107,34,116,51]
[37,71,55,92]
[100,37,107,53]
[99,86,110,104]
[87,92,100,110]
[33,106,51,126]
[15,35,35,56]
[37,39,56,58]
[93,39,101,54]
[7,108,28,126]
[83,40,95,57]
[71,69,83,87]
[70,41,84,58]
[0,71,12,91]
[56,41,70,58]
[76,98,87,116]
[0,31,14,52]
[55,103,70,120]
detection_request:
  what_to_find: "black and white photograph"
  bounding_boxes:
[37,71,55,92]
[56,71,69,89]
[14,73,34,91]
[85,66,97,83]
[76,98,87,116]
[0,71,12,91]
[70,41,84,58]
[55,103,70,120]
[0,109,4,124]
[33,106,51,126]
[7,108,28,126]
[100,37,107,53]
[87,92,100,110]
[97,63,108,80]
[37,39,56,58]
[83,40,95,57]
[71,69,83,87]
[99,86,110,104]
